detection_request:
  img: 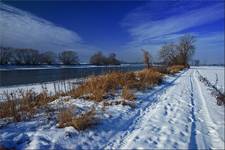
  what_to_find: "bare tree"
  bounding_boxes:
[159,34,196,66]
[142,49,152,68]
[177,34,196,66]
[13,49,40,65]
[59,50,79,65]
[0,47,12,64]
[107,53,120,65]
[40,51,56,64]
[89,52,105,65]
[159,43,178,66]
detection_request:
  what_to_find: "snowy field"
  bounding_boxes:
[196,66,224,90]
[0,66,224,149]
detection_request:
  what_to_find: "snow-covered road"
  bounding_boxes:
[105,68,224,149]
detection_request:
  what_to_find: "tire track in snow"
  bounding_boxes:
[105,69,224,149]
[105,70,194,149]
[104,71,187,149]
[193,70,224,149]
[188,72,197,149]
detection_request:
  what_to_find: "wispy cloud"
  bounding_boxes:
[0,2,99,61]
[0,2,224,64]
[123,2,224,44]
[195,32,224,64]
[0,3,81,49]
[120,1,224,64]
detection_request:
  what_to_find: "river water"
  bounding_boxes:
[0,64,145,87]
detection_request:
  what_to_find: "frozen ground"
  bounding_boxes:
[0,67,224,149]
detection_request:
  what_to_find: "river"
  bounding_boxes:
[0,64,145,87]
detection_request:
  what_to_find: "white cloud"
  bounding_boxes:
[0,2,224,64]
[120,2,224,64]
[126,3,223,43]
[195,32,224,64]
[0,3,82,50]
[0,2,100,62]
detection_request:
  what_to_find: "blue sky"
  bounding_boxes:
[0,1,224,64]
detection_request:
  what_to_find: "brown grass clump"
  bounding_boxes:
[58,108,73,128]
[137,69,163,90]
[167,65,185,74]
[69,76,107,101]
[120,72,138,88]
[122,86,135,101]
[0,91,22,121]
[58,108,97,131]
[0,87,59,121]
[71,69,162,101]
[70,72,125,101]
[71,109,97,130]
[152,66,169,75]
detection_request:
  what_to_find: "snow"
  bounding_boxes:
[0,66,224,149]
[0,78,83,101]
[196,66,224,90]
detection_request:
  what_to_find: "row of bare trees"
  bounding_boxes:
[1,34,194,66]
[0,48,79,65]
[142,34,196,68]
[0,47,121,65]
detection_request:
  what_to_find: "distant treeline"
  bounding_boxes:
[1,34,197,66]
[0,47,120,65]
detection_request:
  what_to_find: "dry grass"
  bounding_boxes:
[0,68,163,122]
[0,93,20,121]
[0,87,58,121]
[58,108,97,130]
[167,65,185,74]
[199,73,225,106]
[152,66,169,75]
[122,86,135,101]
[136,69,163,90]
[71,69,162,101]
[70,72,125,101]
[58,108,74,128]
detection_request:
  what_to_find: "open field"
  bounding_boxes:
[0,66,224,149]
[196,66,224,90]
